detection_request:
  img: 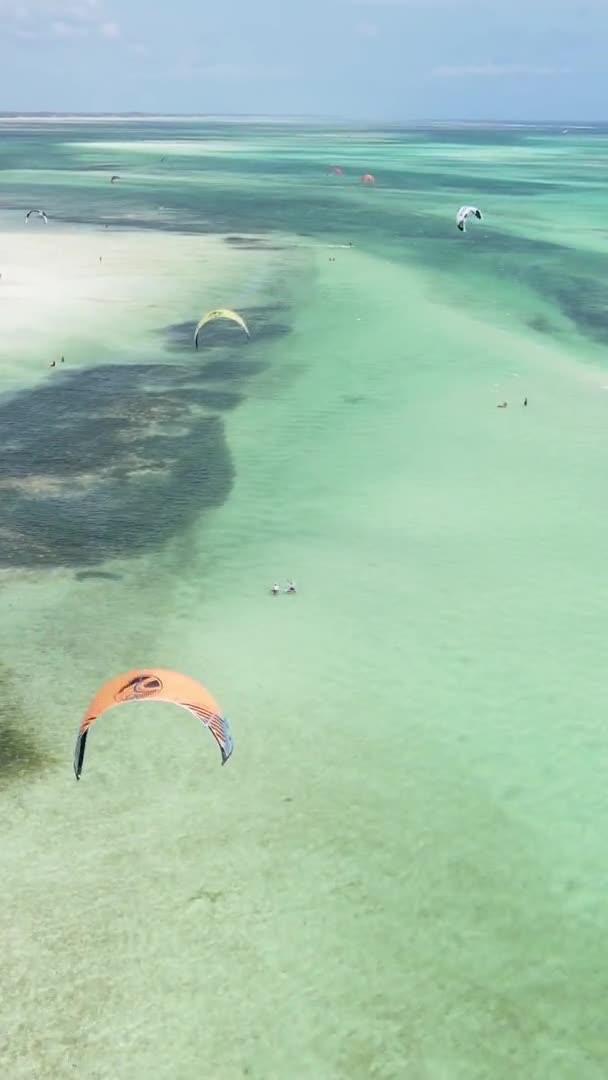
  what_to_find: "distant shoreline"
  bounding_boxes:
[0,113,601,130]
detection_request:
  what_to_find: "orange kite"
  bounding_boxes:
[74,668,233,779]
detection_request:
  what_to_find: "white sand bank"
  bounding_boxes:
[0,215,275,388]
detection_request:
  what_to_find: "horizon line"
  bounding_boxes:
[0,112,603,126]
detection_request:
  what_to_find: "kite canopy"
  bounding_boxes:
[194,308,250,349]
[360,174,376,185]
[73,668,233,779]
[456,205,483,232]
[25,209,48,223]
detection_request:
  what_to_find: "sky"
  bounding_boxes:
[0,0,604,121]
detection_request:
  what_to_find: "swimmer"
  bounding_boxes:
[285,580,296,594]
[50,360,56,368]
[523,397,528,406]
[271,583,280,596]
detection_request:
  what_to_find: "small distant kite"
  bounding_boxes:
[360,174,376,185]
[25,209,48,224]
[194,308,250,349]
[73,667,234,779]
[457,206,483,232]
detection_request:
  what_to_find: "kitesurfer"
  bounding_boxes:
[285,580,296,594]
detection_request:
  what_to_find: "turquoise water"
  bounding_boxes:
[1,120,608,1078]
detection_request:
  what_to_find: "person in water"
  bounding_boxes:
[60,355,65,363]
[271,583,280,596]
[523,397,528,406]
[285,580,296,594]
[497,401,507,408]
[50,360,56,368]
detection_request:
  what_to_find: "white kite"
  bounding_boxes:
[25,209,48,224]
[457,206,482,233]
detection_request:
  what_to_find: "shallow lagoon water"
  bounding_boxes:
[1,120,608,1078]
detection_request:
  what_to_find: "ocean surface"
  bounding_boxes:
[1,119,608,1079]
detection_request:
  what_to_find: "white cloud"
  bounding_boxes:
[0,0,119,40]
[350,0,447,6]
[0,1,99,14]
[202,62,291,82]
[352,0,604,7]
[432,63,573,77]
[98,18,118,38]
[355,20,378,37]
[51,18,86,36]
[135,60,292,85]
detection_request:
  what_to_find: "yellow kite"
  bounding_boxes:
[194,308,250,349]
